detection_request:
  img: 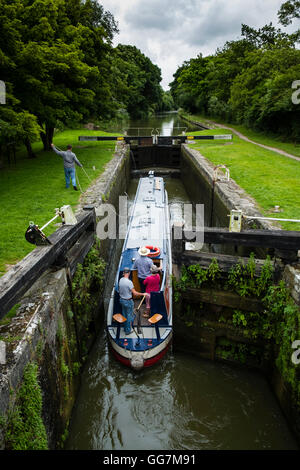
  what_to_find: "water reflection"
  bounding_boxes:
[117,112,195,137]
[66,330,298,450]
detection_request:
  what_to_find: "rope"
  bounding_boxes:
[76,172,84,194]
[81,166,92,183]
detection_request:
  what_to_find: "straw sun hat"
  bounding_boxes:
[138,246,150,256]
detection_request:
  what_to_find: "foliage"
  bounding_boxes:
[0,0,163,156]
[159,90,175,112]
[5,362,48,450]
[175,255,272,297]
[226,253,273,298]
[215,338,253,364]
[170,1,300,139]
[175,257,222,293]
[72,239,106,331]
[208,257,222,282]
[278,0,300,25]
[175,254,300,402]
[0,303,20,326]
[112,44,163,119]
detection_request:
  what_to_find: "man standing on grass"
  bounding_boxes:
[51,143,83,191]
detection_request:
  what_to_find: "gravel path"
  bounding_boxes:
[187,116,300,163]
[212,122,300,162]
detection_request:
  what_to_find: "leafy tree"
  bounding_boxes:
[0,0,163,159]
[230,48,300,133]
[0,1,40,159]
[170,10,300,139]
[241,22,299,48]
[113,44,162,118]
[278,0,300,25]
[0,0,120,154]
[170,55,211,114]
[159,90,175,112]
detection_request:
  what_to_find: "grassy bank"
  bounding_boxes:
[182,112,300,158]
[0,129,118,275]
[185,126,300,232]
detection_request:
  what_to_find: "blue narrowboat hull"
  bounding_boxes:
[107,174,173,370]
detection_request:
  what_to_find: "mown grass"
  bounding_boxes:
[0,129,119,275]
[183,112,300,158]
[186,127,300,231]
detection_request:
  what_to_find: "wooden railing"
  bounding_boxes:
[172,225,300,266]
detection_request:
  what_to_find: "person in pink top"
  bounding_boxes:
[143,264,160,317]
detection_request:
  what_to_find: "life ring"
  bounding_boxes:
[145,245,160,258]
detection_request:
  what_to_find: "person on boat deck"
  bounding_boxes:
[118,267,144,335]
[133,246,156,293]
[143,265,160,318]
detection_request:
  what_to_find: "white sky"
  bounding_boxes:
[99,0,298,90]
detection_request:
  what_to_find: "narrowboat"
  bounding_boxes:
[106,172,172,370]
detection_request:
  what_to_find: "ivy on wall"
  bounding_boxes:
[173,255,300,405]
[71,239,106,357]
[3,362,48,450]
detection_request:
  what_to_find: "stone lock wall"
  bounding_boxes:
[177,144,300,444]
[0,143,130,449]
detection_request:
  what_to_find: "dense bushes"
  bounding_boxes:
[0,0,164,157]
[170,1,300,139]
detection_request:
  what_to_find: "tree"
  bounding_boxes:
[0,0,163,158]
[0,0,119,153]
[241,22,298,48]
[0,0,40,158]
[113,45,162,118]
[170,15,300,139]
[229,48,300,134]
[159,90,175,112]
[278,0,300,25]
[14,0,119,150]
[0,86,40,163]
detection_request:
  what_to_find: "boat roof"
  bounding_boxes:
[124,176,167,250]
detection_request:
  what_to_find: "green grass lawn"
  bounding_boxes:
[186,127,300,231]
[0,128,119,276]
[183,112,300,158]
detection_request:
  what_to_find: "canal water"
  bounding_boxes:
[112,111,200,136]
[66,147,298,449]
[65,329,298,450]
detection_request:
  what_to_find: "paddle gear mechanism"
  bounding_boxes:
[25,223,52,246]
[25,205,77,246]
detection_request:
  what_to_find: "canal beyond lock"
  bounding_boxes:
[65,113,298,450]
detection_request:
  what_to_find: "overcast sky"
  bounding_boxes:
[99,0,297,90]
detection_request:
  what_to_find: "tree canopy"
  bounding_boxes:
[112,44,163,119]
[0,0,163,157]
[278,0,300,25]
[170,1,300,139]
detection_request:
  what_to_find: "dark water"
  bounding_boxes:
[65,114,298,450]
[66,330,298,450]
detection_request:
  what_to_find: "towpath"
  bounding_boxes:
[185,116,300,163]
